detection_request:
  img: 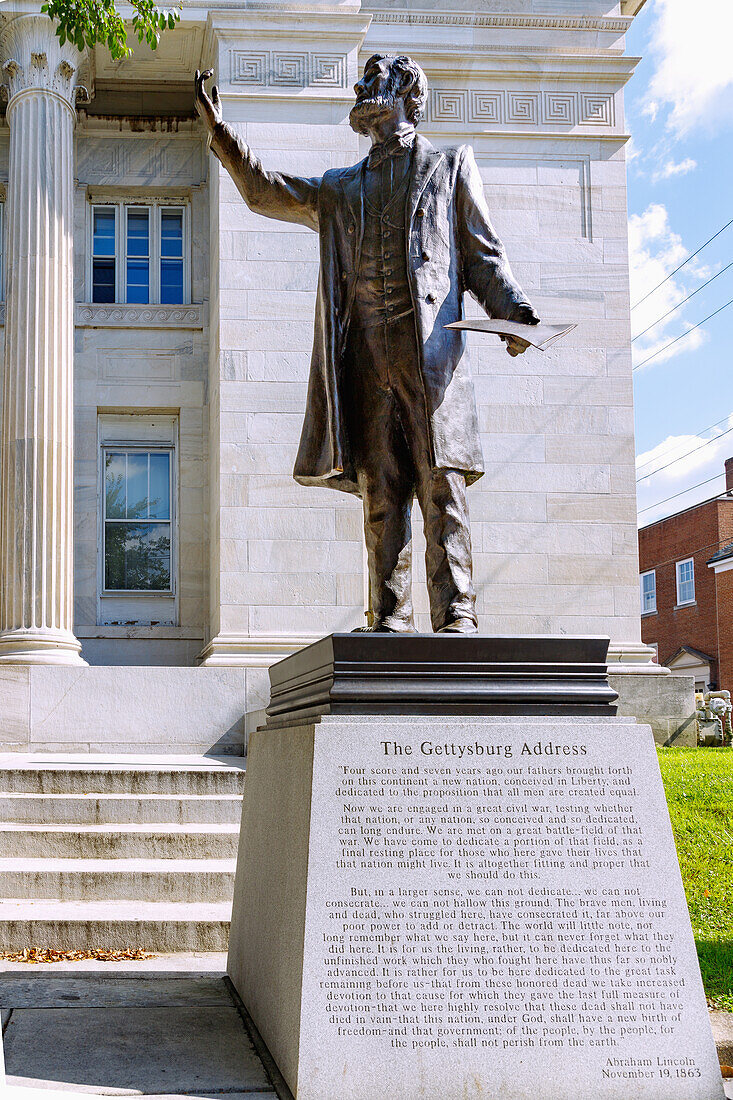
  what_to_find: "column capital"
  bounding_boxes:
[0,13,92,114]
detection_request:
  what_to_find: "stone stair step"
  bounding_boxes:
[0,857,237,902]
[0,754,246,795]
[0,898,232,952]
[0,823,240,859]
[0,793,243,825]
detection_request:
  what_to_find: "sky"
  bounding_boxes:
[625,0,733,528]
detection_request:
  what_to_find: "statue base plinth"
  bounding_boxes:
[266,633,618,724]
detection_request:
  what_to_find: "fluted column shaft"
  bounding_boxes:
[0,15,86,663]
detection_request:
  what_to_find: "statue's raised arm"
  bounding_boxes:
[194,69,320,230]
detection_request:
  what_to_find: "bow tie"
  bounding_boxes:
[367,133,415,170]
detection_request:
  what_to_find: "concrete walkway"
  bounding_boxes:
[1,953,289,1099]
[2,954,731,1099]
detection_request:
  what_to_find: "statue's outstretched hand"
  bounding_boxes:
[195,69,223,132]
[501,303,540,357]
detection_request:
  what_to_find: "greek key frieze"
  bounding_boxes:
[428,88,616,129]
[229,50,348,90]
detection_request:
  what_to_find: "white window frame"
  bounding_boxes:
[640,569,656,615]
[89,200,190,305]
[675,557,695,607]
[97,415,179,627]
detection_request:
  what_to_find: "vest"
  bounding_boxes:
[351,158,413,329]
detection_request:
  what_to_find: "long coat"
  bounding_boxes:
[211,126,534,496]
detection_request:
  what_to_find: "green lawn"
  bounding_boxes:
[657,747,733,1011]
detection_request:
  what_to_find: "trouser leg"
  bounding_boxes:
[383,319,477,632]
[414,467,477,632]
[344,324,416,631]
[359,459,415,631]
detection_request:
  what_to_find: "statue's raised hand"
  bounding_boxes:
[195,69,222,132]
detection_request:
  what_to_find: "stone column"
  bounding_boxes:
[0,15,88,664]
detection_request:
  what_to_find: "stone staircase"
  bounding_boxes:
[0,755,245,952]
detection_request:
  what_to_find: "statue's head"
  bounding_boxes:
[349,54,428,135]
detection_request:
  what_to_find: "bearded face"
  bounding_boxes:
[349,67,402,135]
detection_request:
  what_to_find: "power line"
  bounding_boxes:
[638,472,727,515]
[636,424,733,483]
[636,414,732,474]
[631,216,733,311]
[632,262,733,342]
[632,296,733,373]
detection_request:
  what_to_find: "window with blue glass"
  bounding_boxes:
[160,209,184,303]
[676,558,695,606]
[126,207,150,303]
[103,448,173,592]
[92,207,117,303]
[640,570,656,615]
[90,202,189,305]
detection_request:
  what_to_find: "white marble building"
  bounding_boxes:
[0,0,691,753]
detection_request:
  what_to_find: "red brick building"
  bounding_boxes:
[639,459,733,692]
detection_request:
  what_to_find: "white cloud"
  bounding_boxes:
[629,203,707,370]
[650,156,697,182]
[637,416,733,526]
[645,0,733,136]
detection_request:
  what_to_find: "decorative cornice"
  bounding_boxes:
[0,303,205,328]
[0,14,92,113]
[75,303,204,329]
[369,12,632,33]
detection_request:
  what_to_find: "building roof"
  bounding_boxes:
[639,490,733,533]
[668,645,716,666]
[708,543,733,566]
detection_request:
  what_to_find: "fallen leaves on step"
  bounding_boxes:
[0,948,156,963]
[722,1066,733,1079]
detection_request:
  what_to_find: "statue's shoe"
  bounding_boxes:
[351,621,415,633]
[438,617,478,634]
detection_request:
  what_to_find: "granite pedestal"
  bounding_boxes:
[227,636,722,1099]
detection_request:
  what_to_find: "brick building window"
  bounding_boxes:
[640,570,656,615]
[676,558,695,606]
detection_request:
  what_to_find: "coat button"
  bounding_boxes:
[417,207,426,217]
[426,292,436,303]
[422,250,431,262]
[348,224,355,234]
[341,271,348,280]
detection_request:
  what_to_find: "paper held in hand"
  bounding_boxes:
[445,318,577,351]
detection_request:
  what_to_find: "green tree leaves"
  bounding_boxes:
[40,0,180,61]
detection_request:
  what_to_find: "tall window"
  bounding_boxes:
[640,570,656,615]
[676,558,695,605]
[92,207,116,303]
[160,209,184,303]
[91,202,189,305]
[103,449,173,592]
[125,207,150,304]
